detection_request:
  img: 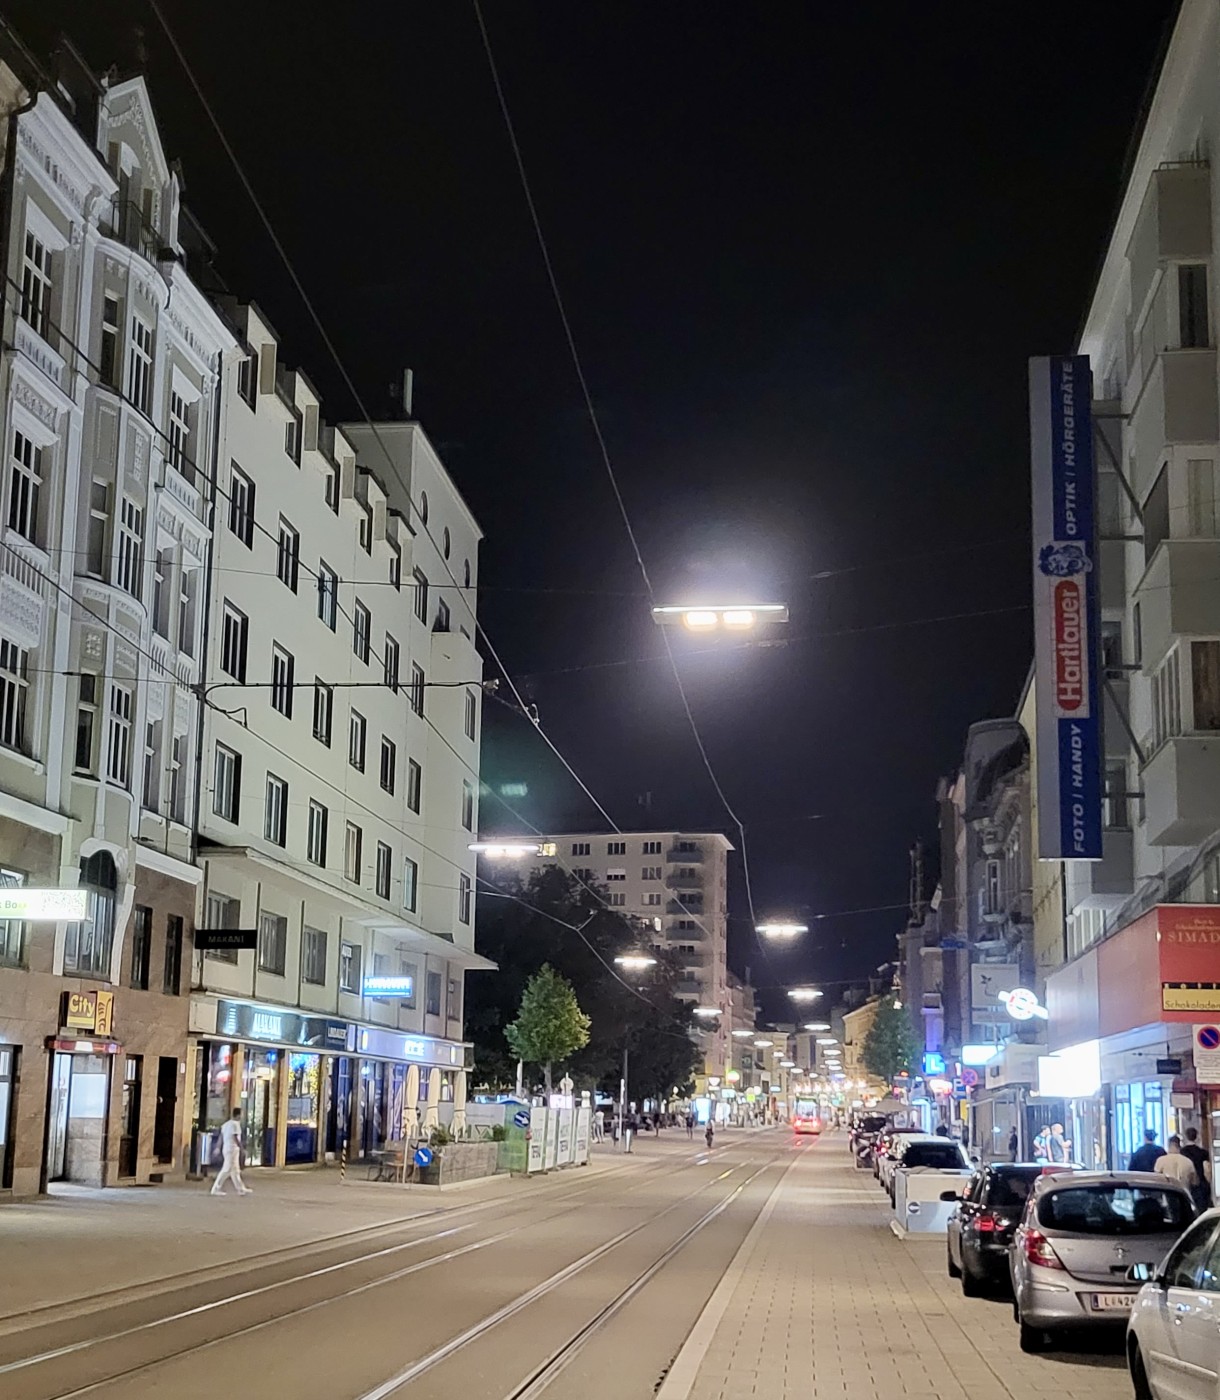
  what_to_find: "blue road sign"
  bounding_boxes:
[513,1109,531,1129]
[413,1146,434,1168]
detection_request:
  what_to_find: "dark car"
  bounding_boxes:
[849,1114,887,1153]
[945,1164,1047,1295]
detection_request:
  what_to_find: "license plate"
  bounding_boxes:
[1089,1293,1133,1312]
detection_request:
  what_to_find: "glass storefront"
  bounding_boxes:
[286,1053,320,1164]
[1114,1080,1172,1166]
[242,1048,281,1166]
[358,1059,387,1158]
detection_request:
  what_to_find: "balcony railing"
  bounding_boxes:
[102,197,163,261]
[666,847,703,863]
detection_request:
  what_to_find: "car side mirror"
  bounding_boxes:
[1125,1263,1161,1286]
[939,1189,961,1203]
[970,1153,980,1165]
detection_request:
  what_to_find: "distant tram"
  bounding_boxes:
[792,1097,823,1135]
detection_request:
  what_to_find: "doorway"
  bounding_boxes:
[119,1055,142,1177]
[0,1045,17,1189]
[153,1057,177,1164]
[45,1051,110,1185]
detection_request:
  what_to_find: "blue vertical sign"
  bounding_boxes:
[1030,355,1102,860]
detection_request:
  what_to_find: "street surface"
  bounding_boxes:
[0,1129,1129,1400]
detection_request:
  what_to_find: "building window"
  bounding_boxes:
[117,498,143,597]
[307,800,328,866]
[100,295,121,388]
[403,856,419,912]
[344,822,362,882]
[220,602,248,682]
[237,352,255,406]
[164,915,183,996]
[383,634,400,693]
[0,640,29,755]
[1144,464,1169,567]
[258,910,287,976]
[86,480,109,576]
[265,773,288,846]
[151,549,171,638]
[74,674,98,773]
[643,840,662,854]
[169,733,188,824]
[458,871,472,924]
[20,229,52,340]
[349,710,366,771]
[302,926,327,985]
[317,561,337,629]
[380,736,396,794]
[228,464,255,548]
[409,663,424,716]
[1179,263,1210,349]
[1193,640,1220,731]
[353,601,370,663]
[572,842,590,856]
[203,891,241,964]
[271,645,294,718]
[464,558,471,589]
[213,744,241,822]
[398,959,418,1008]
[130,904,151,990]
[107,684,133,788]
[358,504,372,554]
[66,851,117,977]
[435,599,450,633]
[1104,762,1129,830]
[339,940,361,993]
[606,869,627,882]
[447,976,461,1021]
[324,466,339,513]
[412,568,428,623]
[178,566,196,656]
[407,758,422,813]
[141,720,161,810]
[642,866,662,880]
[389,544,401,589]
[8,430,43,546]
[1152,649,1183,751]
[284,418,300,463]
[607,841,626,855]
[461,780,474,832]
[419,490,429,525]
[427,969,442,1017]
[168,390,192,481]
[312,680,333,746]
[375,842,392,900]
[607,892,626,907]
[643,892,662,906]
[127,316,153,414]
[464,689,477,740]
[277,519,299,592]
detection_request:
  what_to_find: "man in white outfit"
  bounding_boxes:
[211,1108,252,1195]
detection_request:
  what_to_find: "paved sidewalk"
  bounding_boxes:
[0,1129,705,1325]
[661,1134,1125,1400]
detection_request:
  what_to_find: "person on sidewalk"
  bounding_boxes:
[1048,1123,1073,1164]
[1008,1127,1019,1161]
[686,1111,695,1139]
[1155,1135,1199,1191]
[705,1121,714,1150]
[1129,1128,1164,1173]
[211,1109,252,1196]
[1181,1127,1212,1211]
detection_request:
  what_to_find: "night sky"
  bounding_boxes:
[13,1,1180,1016]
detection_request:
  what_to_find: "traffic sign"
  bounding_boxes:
[513,1109,530,1129]
[413,1146,433,1168]
[952,1080,968,1100]
[1195,1025,1220,1085]
[960,1068,979,1089]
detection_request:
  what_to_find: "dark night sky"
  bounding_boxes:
[12,1,1180,1015]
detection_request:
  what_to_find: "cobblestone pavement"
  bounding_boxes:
[663,1134,1128,1400]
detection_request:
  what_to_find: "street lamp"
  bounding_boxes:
[756,922,808,938]
[731,1029,754,1039]
[787,987,822,1004]
[651,603,789,631]
[753,1038,774,1048]
[614,955,657,971]
[803,1022,830,1032]
[468,840,556,858]
[693,1006,721,1018]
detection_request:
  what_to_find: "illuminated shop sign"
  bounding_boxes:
[216,1000,350,1050]
[362,975,414,999]
[0,888,88,920]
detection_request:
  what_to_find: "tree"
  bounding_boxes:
[505,964,591,1094]
[860,995,920,1084]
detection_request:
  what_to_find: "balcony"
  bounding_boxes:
[1127,161,1211,317]
[14,316,65,390]
[0,539,47,648]
[101,197,164,262]
[1129,349,1218,500]
[1142,735,1220,845]
[668,898,704,917]
[666,847,703,863]
[666,871,703,889]
[1136,540,1220,674]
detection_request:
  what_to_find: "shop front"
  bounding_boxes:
[351,1025,470,1156]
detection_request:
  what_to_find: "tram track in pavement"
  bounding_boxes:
[4,1140,751,1400]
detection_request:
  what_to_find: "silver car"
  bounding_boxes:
[1010,1171,1195,1353]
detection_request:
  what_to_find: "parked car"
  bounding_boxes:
[888,1136,971,1204]
[1126,1207,1220,1400]
[849,1113,887,1154]
[945,1164,1046,1296]
[875,1129,933,1188]
[1010,1172,1195,1353]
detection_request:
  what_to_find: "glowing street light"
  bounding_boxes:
[756,921,808,938]
[816,1037,838,1046]
[693,1006,721,1018]
[803,1022,831,1032]
[731,1029,755,1039]
[468,841,556,858]
[614,954,657,971]
[651,603,789,631]
[787,987,822,1004]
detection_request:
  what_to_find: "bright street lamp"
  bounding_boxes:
[651,603,789,631]
[468,840,557,858]
[753,1039,774,1048]
[803,1022,831,1032]
[693,1006,721,1018]
[731,1029,754,1039]
[816,1037,838,1046]
[756,922,808,938]
[614,955,657,971]
[787,987,822,1003]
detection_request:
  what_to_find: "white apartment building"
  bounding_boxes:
[522,831,732,1087]
[190,312,492,1169]
[1043,0,1220,1167]
[0,62,235,1194]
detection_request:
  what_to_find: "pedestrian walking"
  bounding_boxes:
[1155,1135,1200,1191]
[1008,1127,1019,1162]
[686,1111,695,1139]
[210,1109,252,1196]
[1129,1128,1164,1173]
[1181,1127,1212,1211]
[653,1114,661,1137]
[705,1121,714,1150]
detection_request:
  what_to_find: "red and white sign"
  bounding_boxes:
[1194,1025,1220,1085]
[1053,581,1085,712]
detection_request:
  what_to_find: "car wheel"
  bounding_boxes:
[1128,1341,1153,1400]
[1019,1320,1051,1354]
[947,1243,961,1279]
[961,1264,984,1297]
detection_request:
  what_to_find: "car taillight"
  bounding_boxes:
[974,1212,997,1233]
[1022,1228,1064,1270]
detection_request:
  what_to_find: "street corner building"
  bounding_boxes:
[0,34,492,1196]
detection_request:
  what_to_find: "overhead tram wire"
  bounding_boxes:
[147,0,618,838]
[472,2,769,950]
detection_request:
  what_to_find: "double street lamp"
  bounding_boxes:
[651,603,789,632]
